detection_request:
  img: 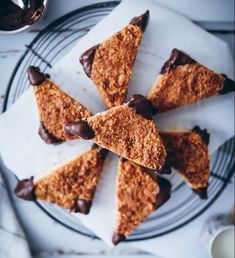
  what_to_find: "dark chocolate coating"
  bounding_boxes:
[112,233,126,245]
[64,120,95,140]
[98,148,109,160]
[155,177,171,209]
[73,199,92,215]
[160,48,196,74]
[27,66,46,85]
[130,10,150,32]
[79,45,99,77]
[38,122,62,144]
[192,185,208,200]
[92,143,109,160]
[14,177,36,201]
[119,156,127,162]
[0,0,44,31]
[192,126,210,145]
[128,94,155,120]
[144,167,158,181]
[157,158,172,175]
[220,76,235,95]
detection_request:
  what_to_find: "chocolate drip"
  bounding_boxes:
[192,185,208,200]
[119,156,127,162]
[155,177,171,209]
[157,158,172,175]
[98,148,109,160]
[79,45,99,77]
[38,122,62,144]
[73,199,92,215]
[91,143,99,149]
[92,143,109,160]
[0,0,44,31]
[160,48,196,74]
[220,76,235,95]
[128,94,155,120]
[14,177,36,201]
[45,73,50,79]
[27,66,46,85]
[130,10,150,32]
[144,168,158,181]
[192,126,210,145]
[64,120,95,140]
[112,233,126,245]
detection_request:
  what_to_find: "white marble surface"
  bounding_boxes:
[0,1,234,257]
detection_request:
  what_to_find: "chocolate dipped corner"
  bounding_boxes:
[130,10,150,32]
[14,177,36,201]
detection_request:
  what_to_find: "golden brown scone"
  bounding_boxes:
[80,11,150,108]
[14,144,108,214]
[160,126,210,199]
[148,48,235,113]
[65,95,167,172]
[27,66,92,143]
[112,159,171,245]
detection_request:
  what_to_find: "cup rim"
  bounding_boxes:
[210,225,234,258]
[0,0,48,35]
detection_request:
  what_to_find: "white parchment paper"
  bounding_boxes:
[0,0,234,257]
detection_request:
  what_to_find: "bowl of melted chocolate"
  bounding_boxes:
[0,0,48,34]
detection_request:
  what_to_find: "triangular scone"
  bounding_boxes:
[14,144,108,214]
[28,66,92,143]
[65,95,167,172]
[148,48,235,113]
[80,11,149,108]
[160,127,210,199]
[112,159,171,245]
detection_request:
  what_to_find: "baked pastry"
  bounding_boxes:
[14,144,108,214]
[80,11,150,108]
[148,48,235,113]
[28,66,92,143]
[65,95,170,173]
[112,158,171,245]
[160,126,210,199]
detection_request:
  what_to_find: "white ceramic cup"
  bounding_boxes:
[201,214,235,258]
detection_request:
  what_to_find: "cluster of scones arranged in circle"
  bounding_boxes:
[15,11,234,245]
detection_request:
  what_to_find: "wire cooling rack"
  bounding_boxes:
[2,1,234,242]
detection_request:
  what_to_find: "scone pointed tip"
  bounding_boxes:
[92,144,109,160]
[39,122,62,144]
[119,156,127,162]
[192,126,210,145]
[64,120,95,139]
[220,76,235,95]
[112,233,126,245]
[27,66,46,85]
[73,199,92,215]
[192,185,208,200]
[157,157,172,175]
[156,177,171,209]
[160,48,196,74]
[130,10,150,32]
[127,94,155,120]
[79,44,99,77]
[14,177,36,201]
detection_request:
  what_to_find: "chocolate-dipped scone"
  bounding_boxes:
[14,145,108,214]
[148,48,235,113]
[28,66,92,143]
[80,11,150,108]
[112,159,171,245]
[65,95,167,172]
[160,127,210,199]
